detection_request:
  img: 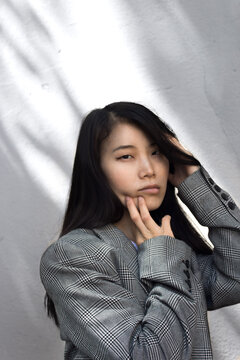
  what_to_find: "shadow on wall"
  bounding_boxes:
[0,1,83,359]
[123,0,240,164]
[0,115,66,358]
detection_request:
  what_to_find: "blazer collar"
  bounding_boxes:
[93,223,136,249]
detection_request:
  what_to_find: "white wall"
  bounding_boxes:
[0,1,239,359]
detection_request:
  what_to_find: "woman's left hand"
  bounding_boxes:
[167,137,200,187]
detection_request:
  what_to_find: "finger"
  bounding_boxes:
[161,215,174,237]
[138,197,159,231]
[125,197,149,236]
[161,215,171,225]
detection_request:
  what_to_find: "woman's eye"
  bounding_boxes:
[152,150,161,155]
[117,155,132,160]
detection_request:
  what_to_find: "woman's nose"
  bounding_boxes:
[138,158,155,178]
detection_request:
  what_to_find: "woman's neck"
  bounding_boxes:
[113,210,138,243]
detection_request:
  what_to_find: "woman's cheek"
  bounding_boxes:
[118,191,138,208]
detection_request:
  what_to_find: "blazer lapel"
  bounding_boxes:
[93,224,139,277]
[93,224,152,296]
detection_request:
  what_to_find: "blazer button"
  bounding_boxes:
[221,193,229,201]
[228,201,236,210]
[214,185,221,192]
[208,178,214,185]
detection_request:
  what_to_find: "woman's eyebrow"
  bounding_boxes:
[112,145,135,153]
[112,143,156,153]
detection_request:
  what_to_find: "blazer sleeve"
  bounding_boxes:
[40,232,203,360]
[177,165,240,310]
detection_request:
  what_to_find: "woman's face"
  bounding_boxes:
[100,122,169,211]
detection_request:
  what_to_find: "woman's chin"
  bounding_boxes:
[145,198,163,211]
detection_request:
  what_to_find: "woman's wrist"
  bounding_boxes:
[174,165,200,187]
[185,165,200,177]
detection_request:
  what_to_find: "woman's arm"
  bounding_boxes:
[177,165,240,310]
[40,232,202,360]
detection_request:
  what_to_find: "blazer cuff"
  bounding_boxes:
[138,236,193,294]
[176,166,240,227]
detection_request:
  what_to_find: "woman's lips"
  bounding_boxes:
[138,187,160,194]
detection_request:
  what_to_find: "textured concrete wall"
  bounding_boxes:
[0,1,239,359]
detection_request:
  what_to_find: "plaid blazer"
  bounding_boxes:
[40,166,240,360]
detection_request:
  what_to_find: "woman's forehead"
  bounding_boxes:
[105,122,153,146]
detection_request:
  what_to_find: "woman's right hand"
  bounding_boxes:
[125,196,174,246]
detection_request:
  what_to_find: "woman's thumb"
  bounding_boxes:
[161,215,174,237]
[162,215,171,224]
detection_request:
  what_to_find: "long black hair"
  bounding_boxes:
[45,101,212,326]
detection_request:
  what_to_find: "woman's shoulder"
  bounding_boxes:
[58,227,98,245]
[39,226,120,286]
[40,226,113,267]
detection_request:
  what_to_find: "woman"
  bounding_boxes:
[40,101,240,359]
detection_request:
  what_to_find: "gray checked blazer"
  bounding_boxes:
[40,166,240,360]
